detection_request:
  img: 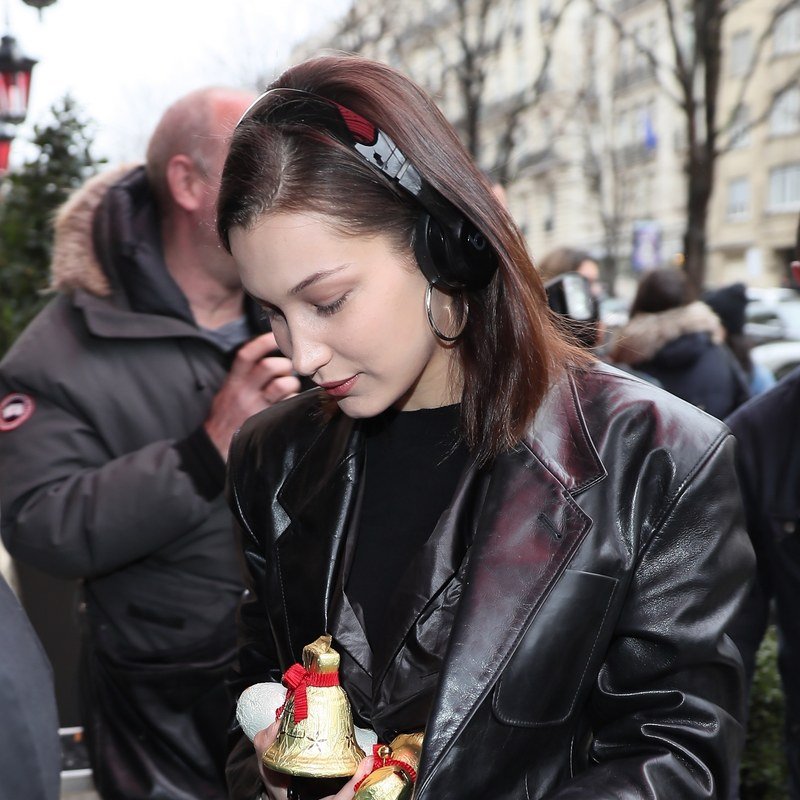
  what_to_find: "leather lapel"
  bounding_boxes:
[274,413,362,660]
[416,373,604,794]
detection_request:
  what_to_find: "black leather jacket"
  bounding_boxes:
[226,362,754,799]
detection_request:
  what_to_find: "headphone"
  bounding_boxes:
[239,88,498,291]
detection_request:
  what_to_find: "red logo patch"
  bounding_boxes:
[0,393,35,431]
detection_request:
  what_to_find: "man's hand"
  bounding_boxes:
[204,333,301,460]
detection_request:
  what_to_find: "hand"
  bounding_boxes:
[204,332,301,460]
[253,722,375,800]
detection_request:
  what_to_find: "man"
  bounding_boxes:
[0,573,60,800]
[0,87,300,799]
[725,214,800,798]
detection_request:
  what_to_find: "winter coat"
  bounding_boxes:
[0,574,60,800]
[610,301,750,419]
[0,165,258,799]
[225,362,754,800]
[725,367,800,792]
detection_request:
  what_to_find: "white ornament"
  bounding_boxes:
[236,682,287,742]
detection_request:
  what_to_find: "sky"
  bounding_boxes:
[6,0,351,166]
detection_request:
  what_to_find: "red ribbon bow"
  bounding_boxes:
[353,744,418,792]
[275,662,340,723]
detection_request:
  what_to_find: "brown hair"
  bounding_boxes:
[629,267,691,317]
[537,247,595,282]
[217,54,589,464]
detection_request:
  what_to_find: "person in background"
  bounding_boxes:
[704,282,776,396]
[0,87,300,799]
[537,246,604,299]
[609,266,750,419]
[0,572,60,800]
[218,54,751,800]
[725,220,800,799]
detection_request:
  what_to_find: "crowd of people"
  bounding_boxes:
[0,53,797,800]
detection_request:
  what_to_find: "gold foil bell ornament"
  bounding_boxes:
[262,634,366,777]
[353,733,424,800]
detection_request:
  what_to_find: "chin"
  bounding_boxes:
[335,394,391,420]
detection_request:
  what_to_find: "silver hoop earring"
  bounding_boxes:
[425,282,469,342]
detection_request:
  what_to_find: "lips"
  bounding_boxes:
[318,375,358,398]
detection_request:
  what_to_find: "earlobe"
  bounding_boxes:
[166,154,202,212]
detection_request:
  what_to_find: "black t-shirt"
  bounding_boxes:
[346,403,469,647]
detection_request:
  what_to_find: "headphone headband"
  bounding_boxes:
[238,88,497,290]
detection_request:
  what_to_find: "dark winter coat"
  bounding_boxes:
[610,301,750,419]
[0,165,258,799]
[225,362,754,800]
[725,367,800,793]
[0,574,60,800]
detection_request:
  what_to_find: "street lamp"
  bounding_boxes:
[0,33,36,125]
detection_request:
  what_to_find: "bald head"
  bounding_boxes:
[146,86,255,216]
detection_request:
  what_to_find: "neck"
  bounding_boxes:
[162,221,244,330]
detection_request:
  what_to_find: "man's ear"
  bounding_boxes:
[165,154,203,212]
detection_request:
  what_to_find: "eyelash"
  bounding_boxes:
[315,293,349,317]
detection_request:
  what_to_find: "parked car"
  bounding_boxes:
[744,287,800,345]
[752,340,800,381]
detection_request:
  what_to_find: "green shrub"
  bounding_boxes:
[740,625,789,799]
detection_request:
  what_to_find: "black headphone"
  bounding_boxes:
[239,88,498,291]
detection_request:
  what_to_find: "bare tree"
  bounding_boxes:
[588,0,800,294]
[316,0,575,182]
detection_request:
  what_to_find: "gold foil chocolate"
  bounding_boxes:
[262,635,365,777]
[353,733,424,800]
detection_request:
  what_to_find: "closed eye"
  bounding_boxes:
[315,292,349,317]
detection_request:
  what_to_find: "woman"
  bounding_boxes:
[218,55,753,800]
[610,267,750,419]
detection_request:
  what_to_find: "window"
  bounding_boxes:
[768,164,800,212]
[774,7,800,56]
[729,104,751,148]
[729,31,752,77]
[727,177,750,220]
[769,87,800,136]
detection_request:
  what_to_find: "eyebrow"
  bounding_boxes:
[289,265,350,295]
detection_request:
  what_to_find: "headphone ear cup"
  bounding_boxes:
[413,213,446,286]
[414,212,498,290]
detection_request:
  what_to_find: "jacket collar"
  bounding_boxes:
[274,411,362,658]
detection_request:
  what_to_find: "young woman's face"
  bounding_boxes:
[229,211,458,418]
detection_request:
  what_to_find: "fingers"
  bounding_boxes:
[327,755,376,800]
[254,722,291,799]
[262,375,302,406]
[230,332,281,377]
[253,720,280,753]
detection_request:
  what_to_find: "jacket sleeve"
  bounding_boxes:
[224,435,283,800]
[0,379,218,579]
[724,411,772,686]
[549,433,754,799]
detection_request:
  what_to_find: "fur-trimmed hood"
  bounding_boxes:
[50,163,140,297]
[610,301,725,366]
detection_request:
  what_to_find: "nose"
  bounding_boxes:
[287,325,331,378]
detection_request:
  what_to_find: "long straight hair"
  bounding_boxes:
[218,55,590,464]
